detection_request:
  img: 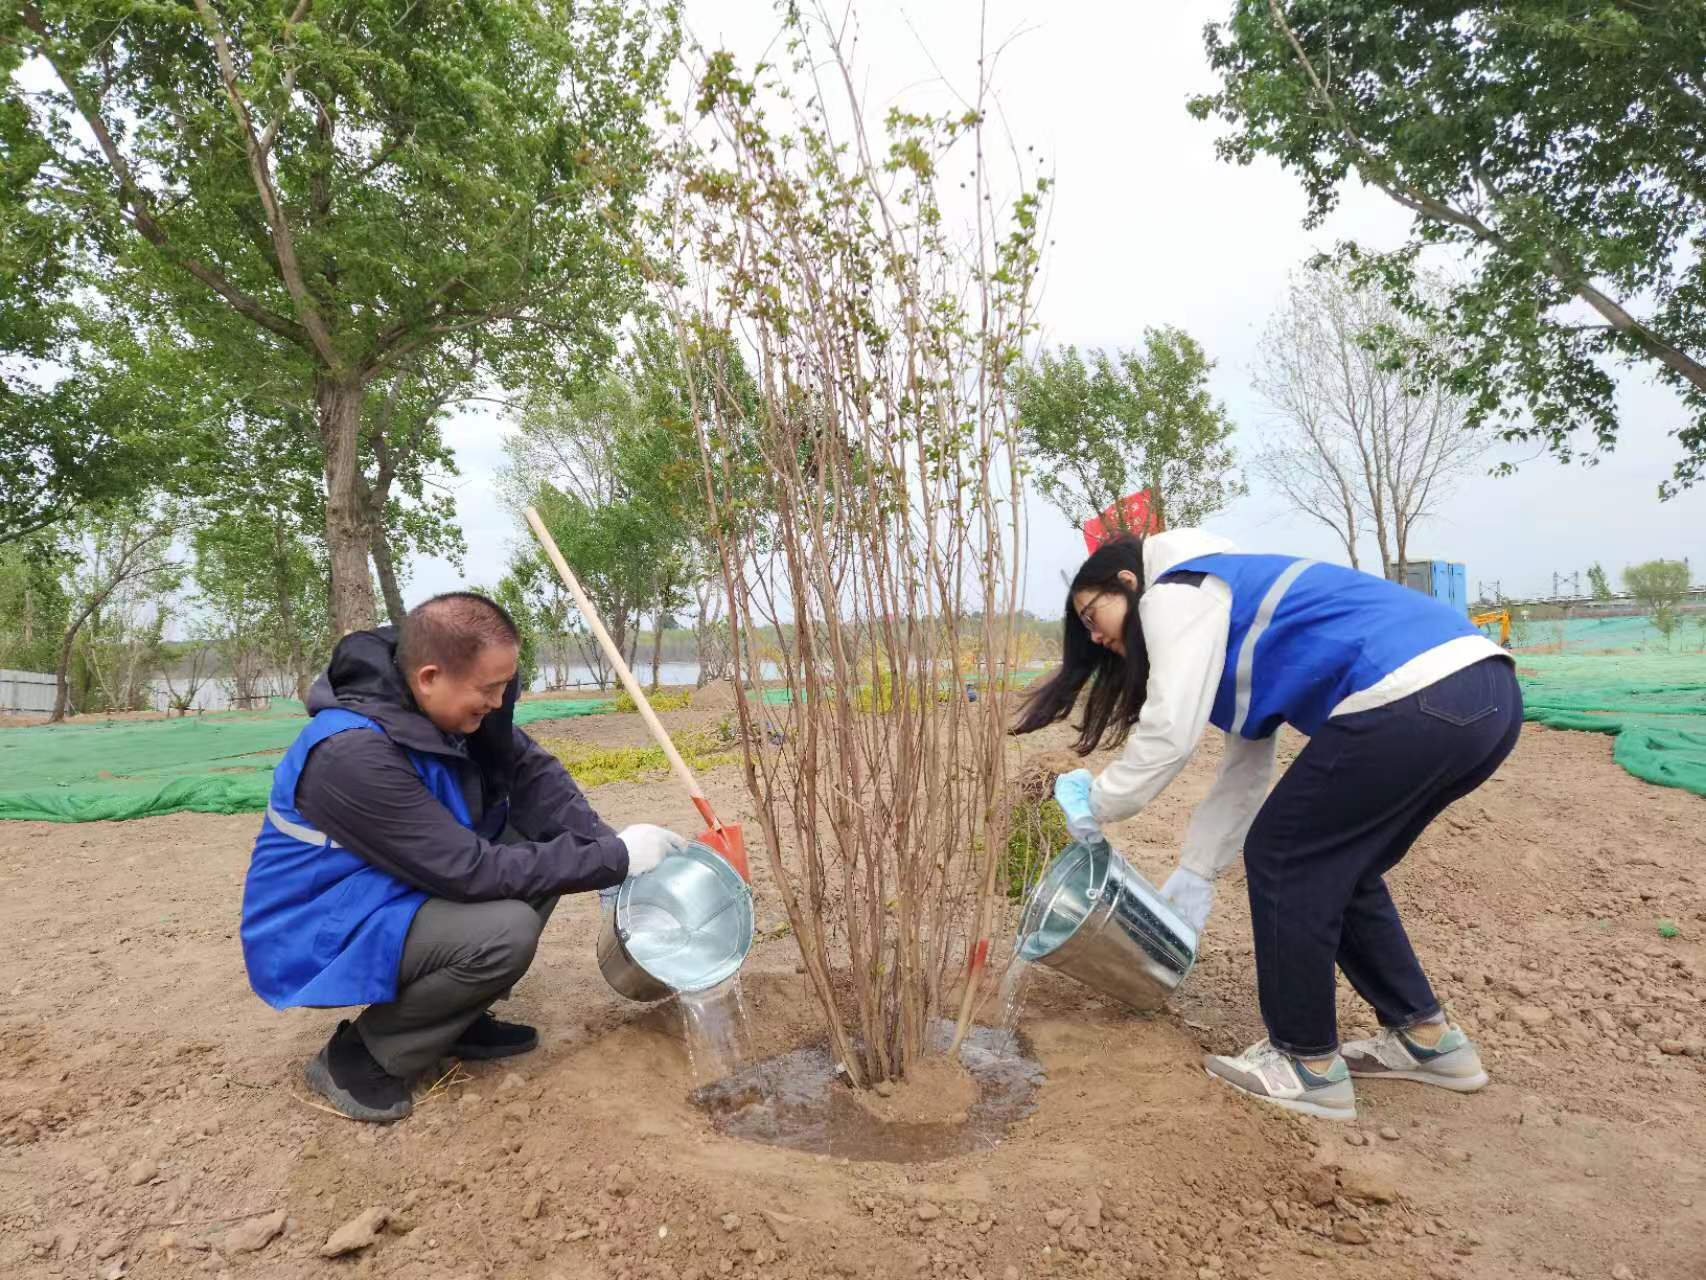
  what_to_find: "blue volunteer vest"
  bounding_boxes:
[240,709,472,1009]
[1163,554,1482,740]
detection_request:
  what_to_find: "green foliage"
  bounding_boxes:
[533,731,737,788]
[1657,920,1680,940]
[1191,0,1706,492]
[1014,330,1244,530]
[192,509,329,702]
[1586,562,1613,601]
[1003,799,1070,901]
[613,687,691,714]
[489,572,542,693]
[0,538,71,670]
[57,503,183,716]
[1624,560,1691,640]
[500,366,709,682]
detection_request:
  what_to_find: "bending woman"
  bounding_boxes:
[1014,529,1520,1120]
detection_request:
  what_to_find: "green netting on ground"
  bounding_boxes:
[1509,613,1697,653]
[0,695,617,823]
[1516,653,1706,798]
[514,697,615,724]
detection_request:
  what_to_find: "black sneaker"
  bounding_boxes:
[449,1012,539,1060]
[304,1021,413,1123]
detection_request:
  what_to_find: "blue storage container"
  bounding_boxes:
[1391,560,1469,616]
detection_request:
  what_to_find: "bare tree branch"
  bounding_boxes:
[191,0,339,367]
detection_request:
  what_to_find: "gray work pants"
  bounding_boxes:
[354,893,558,1077]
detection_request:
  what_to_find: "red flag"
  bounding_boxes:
[1081,489,1163,553]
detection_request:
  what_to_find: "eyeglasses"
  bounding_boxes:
[1076,591,1113,631]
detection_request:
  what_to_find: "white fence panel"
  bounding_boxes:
[0,669,57,715]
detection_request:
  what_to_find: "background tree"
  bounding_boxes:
[1192,0,1706,493]
[49,505,180,722]
[1014,329,1243,531]
[1586,562,1613,602]
[0,539,71,671]
[1624,559,1692,646]
[11,0,674,631]
[193,506,329,706]
[629,320,767,687]
[1253,267,1486,576]
[498,374,685,688]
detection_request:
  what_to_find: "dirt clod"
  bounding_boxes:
[223,1209,286,1254]
[1339,1171,1398,1205]
[1302,1170,1336,1207]
[1378,1126,1400,1142]
[126,1156,158,1186]
[916,1202,941,1222]
[321,1207,390,1257]
[606,1164,637,1197]
[1333,1221,1369,1246]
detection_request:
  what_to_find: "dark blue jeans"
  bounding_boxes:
[1245,657,1523,1057]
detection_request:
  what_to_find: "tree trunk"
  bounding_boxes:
[371,527,407,624]
[317,373,378,635]
[649,614,665,691]
[51,608,96,723]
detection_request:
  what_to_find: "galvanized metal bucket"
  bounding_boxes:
[597,841,755,1002]
[1017,839,1197,1010]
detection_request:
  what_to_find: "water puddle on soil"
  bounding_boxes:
[690,1021,1044,1163]
[677,976,756,1087]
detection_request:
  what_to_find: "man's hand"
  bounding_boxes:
[1161,866,1213,935]
[1052,769,1102,843]
[618,824,689,876]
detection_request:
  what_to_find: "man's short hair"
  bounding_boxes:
[396,592,521,677]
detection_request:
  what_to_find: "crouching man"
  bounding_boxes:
[240,592,686,1122]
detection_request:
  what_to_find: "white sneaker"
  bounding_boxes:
[1204,1039,1357,1121]
[1340,1023,1489,1092]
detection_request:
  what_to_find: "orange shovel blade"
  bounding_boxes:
[691,796,750,882]
[698,822,749,882]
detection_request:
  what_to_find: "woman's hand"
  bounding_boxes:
[1052,769,1102,843]
[1161,865,1213,934]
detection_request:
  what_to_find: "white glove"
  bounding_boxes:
[1161,866,1213,935]
[618,824,689,877]
[1052,769,1102,843]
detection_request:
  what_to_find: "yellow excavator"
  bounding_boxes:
[1471,609,1512,648]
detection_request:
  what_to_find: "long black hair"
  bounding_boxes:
[1012,535,1150,753]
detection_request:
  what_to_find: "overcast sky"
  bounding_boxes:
[412,0,1703,616]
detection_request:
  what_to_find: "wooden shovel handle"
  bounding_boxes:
[524,507,720,825]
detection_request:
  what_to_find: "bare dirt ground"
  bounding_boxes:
[1,717,1702,1280]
